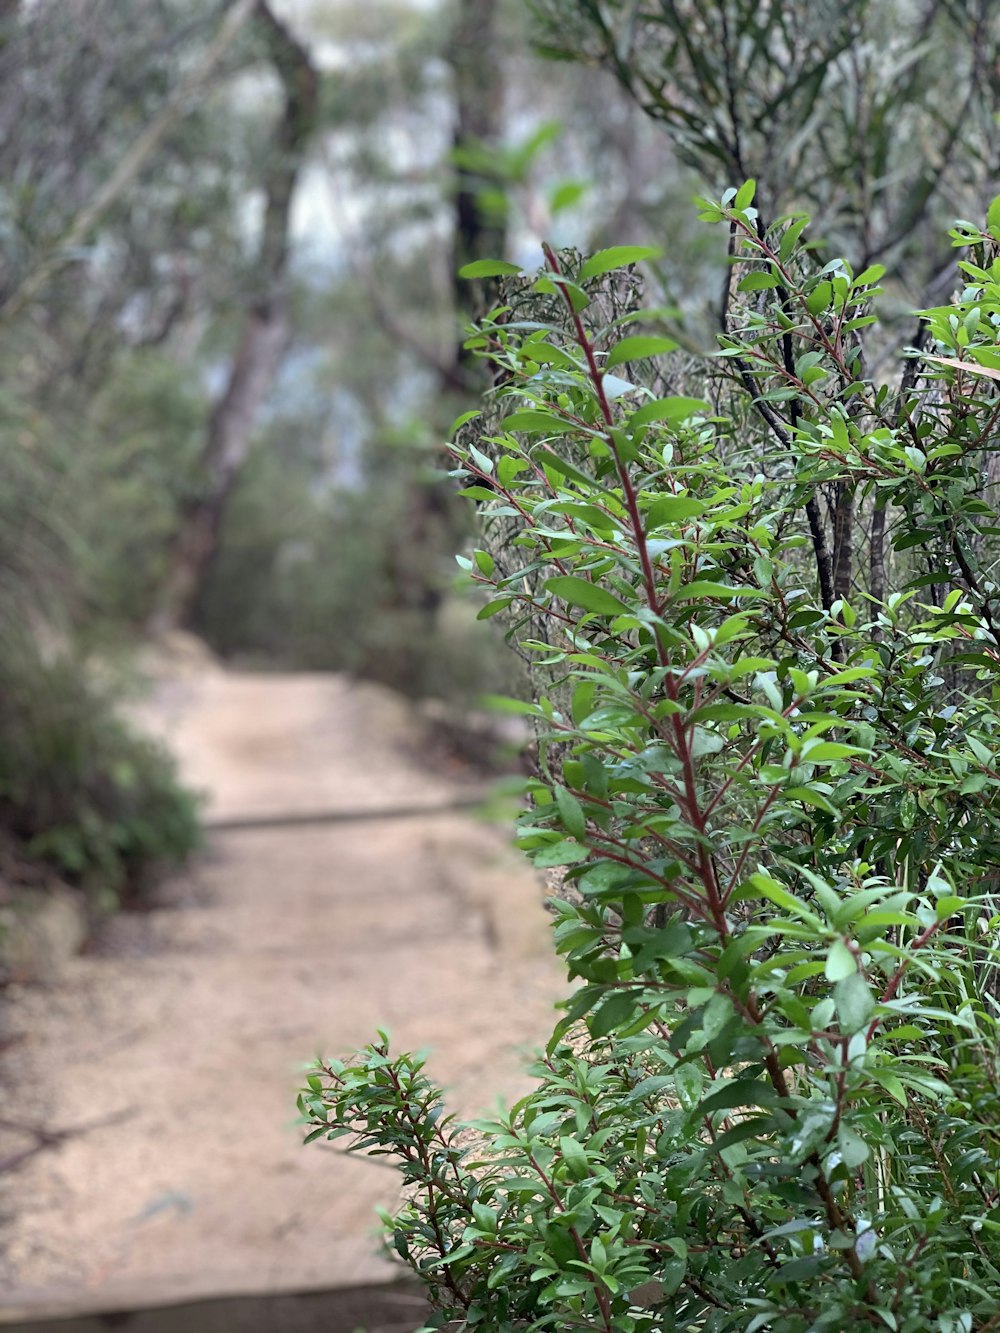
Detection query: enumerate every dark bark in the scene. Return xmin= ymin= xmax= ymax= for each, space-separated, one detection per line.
xmin=831 ymin=482 xmax=853 ymax=602
xmin=365 ymin=0 xmax=507 ymax=668
xmin=828 ymin=482 xmax=854 ymax=661
xmin=450 ymin=0 xmax=505 ymax=370
xmin=154 ymin=0 xmax=318 ymax=631
xmin=869 ymin=502 xmax=886 ymax=606
xmin=805 ymin=493 xmax=835 ymax=612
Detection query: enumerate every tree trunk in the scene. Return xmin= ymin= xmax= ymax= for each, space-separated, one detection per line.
xmin=369 ymin=0 xmax=507 ymax=673
xmin=869 ymin=501 xmax=886 ymax=604
xmin=832 ymin=483 xmax=854 ymax=602
xmin=154 ymin=0 xmax=318 ymax=632
xmin=450 ymin=0 xmax=505 ymax=366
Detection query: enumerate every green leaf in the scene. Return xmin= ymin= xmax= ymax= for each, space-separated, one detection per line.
xmin=854 ymin=263 xmax=886 ymax=287
xmin=504 ymin=409 xmax=578 ymax=435
xmin=779 ymin=214 xmax=810 ymax=261
xmin=672 ymin=1062 xmax=703 ymax=1110
xmin=535 ymin=448 xmax=599 ymax=489
xmin=834 ymin=973 xmax=874 ymax=1034
xmin=743 ymin=873 xmax=823 ymax=926
xmin=476 ymin=597 xmax=512 ymax=620
xmin=550 ymin=180 xmax=588 ymax=214
xmin=784 ymin=786 xmax=837 ymax=814
xmin=801 ymin=742 xmax=864 ymax=762
xmin=701 ymin=992 xmax=732 ymax=1041
xmin=699 ymin=1079 xmax=781 ymax=1114
xmin=645 ymin=495 xmax=706 ymax=526
xmin=839 ymin=1126 xmax=869 ymax=1168
xmin=605 ymin=335 xmax=679 ymax=369
xmin=738 ymin=272 xmax=780 ymax=292
xmin=579 ymin=245 xmax=660 ymax=282
xmin=872 ymin=1069 xmax=907 ymax=1106
xmin=545 ymin=575 xmax=631 ymax=615
xmin=458 ymin=259 xmax=523 ymax=278
xmin=734 ymin=179 xmax=756 ymax=210
xmin=555 ymin=785 xmax=586 ymax=839
xmin=660 ymin=1256 xmax=686 ymax=1297
xmin=590 ymin=989 xmax=640 ymax=1037
xmin=675 ymin=581 xmax=762 ymax=600
xmin=825 ymin=939 xmax=857 ymax=982
xmin=629 ymin=396 xmax=710 ymax=429
xmin=774 ymin=1255 xmax=823 ymax=1285
xmin=559 ymin=1135 xmax=591 ymax=1180
xmin=481 ymin=694 xmax=540 ymax=716
xmin=533 ymin=839 xmax=589 ymax=868
xmin=806 ymin=280 xmax=832 ymax=315
xmin=449 ymin=409 xmax=481 ymax=434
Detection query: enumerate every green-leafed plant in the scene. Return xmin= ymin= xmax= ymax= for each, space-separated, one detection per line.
xmin=300 ymin=195 xmax=1000 ymax=1331
xmin=0 ymin=642 xmax=200 ymax=907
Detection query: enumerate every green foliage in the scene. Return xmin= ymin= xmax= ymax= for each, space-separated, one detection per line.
xmin=530 ymin=0 xmax=999 ymax=297
xmin=79 ymin=351 xmax=208 ymax=627
xmin=302 ymin=198 xmax=1000 ymax=1330
xmin=0 ymin=641 xmax=200 ymax=905
xmin=0 ymin=345 xmax=200 ymax=910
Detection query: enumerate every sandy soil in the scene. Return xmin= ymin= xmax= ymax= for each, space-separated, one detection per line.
xmin=0 ymin=664 xmax=562 ymax=1322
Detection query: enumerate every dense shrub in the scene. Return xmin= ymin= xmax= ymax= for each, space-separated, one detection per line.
xmin=0 ymin=642 xmax=200 ymax=906
xmin=301 ymin=195 xmax=1000 ymax=1330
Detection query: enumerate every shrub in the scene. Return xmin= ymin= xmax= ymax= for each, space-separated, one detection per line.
xmin=300 ymin=195 xmax=1000 ymax=1330
xmin=0 ymin=640 xmax=200 ymax=907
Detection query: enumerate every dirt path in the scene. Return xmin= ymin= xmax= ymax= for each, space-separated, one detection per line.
xmin=0 ymin=666 xmax=562 ymax=1323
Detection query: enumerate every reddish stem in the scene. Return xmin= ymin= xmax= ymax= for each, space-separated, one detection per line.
xmin=541 ymin=242 xmax=663 ymax=626
xmin=865 ymin=917 xmax=944 ymax=1042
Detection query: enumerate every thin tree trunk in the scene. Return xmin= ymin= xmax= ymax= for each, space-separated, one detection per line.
xmin=869 ymin=502 xmax=886 ymax=604
xmin=805 ymin=493 xmax=835 ymax=612
xmin=373 ymin=0 xmax=507 ymax=661
xmin=832 ymin=483 xmax=853 ymax=602
xmin=829 ymin=482 xmax=854 ymax=661
xmin=450 ymin=0 xmax=505 ymax=368
xmin=154 ymin=0 xmax=318 ymax=632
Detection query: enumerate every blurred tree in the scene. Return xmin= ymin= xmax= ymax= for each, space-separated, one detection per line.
xmin=450 ymin=0 xmax=507 ymax=361
xmin=0 ymin=0 xmax=749 ymax=700
xmin=156 ymin=0 xmax=320 ymax=629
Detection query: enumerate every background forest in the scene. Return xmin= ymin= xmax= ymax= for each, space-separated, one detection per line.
xmin=0 ymin=0 xmax=698 ymax=901
xmin=3 ymin=1 xmax=1000 ymax=1328
xmin=2 ymin=0 xmax=997 ymax=904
